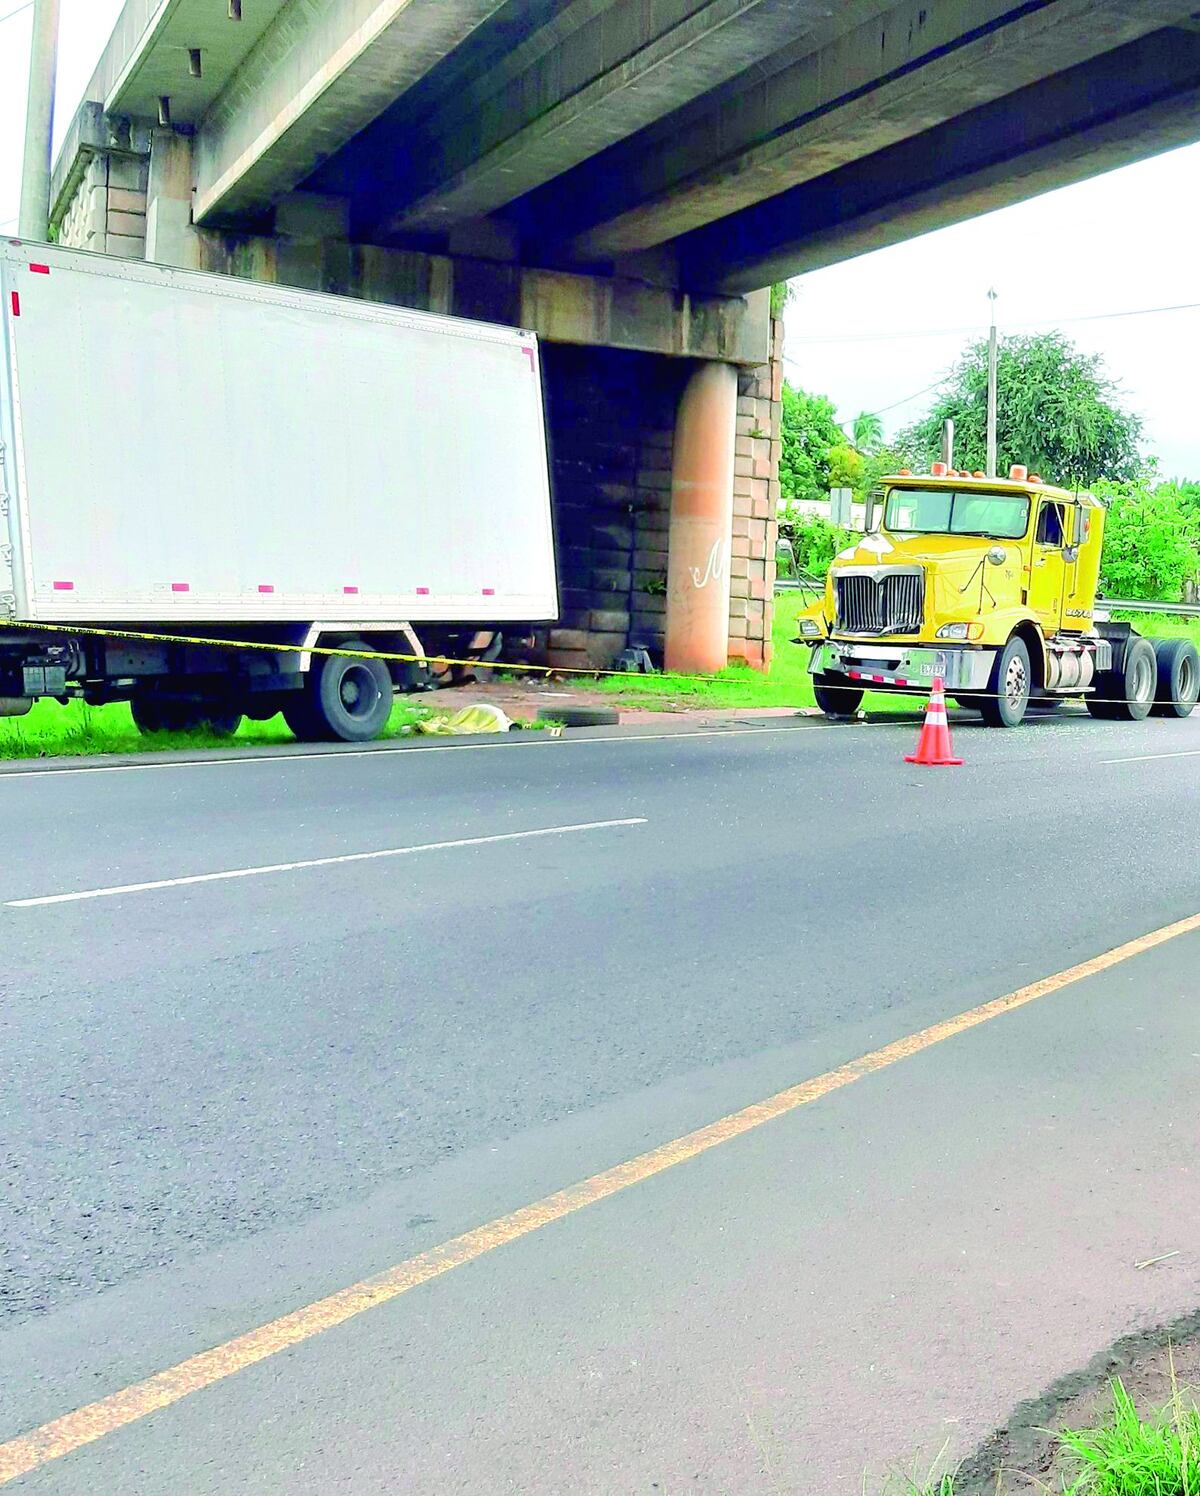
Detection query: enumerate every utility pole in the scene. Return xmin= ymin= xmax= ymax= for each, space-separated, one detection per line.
xmin=19 ymin=0 xmax=62 ymax=243
xmin=986 ymin=287 xmax=999 ymax=479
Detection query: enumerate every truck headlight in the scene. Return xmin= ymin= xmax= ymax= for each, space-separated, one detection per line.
xmin=936 ymin=622 xmax=984 ymax=641
xmin=797 ymin=618 xmax=823 ymax=637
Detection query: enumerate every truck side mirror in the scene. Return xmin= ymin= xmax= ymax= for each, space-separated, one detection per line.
xmin=864 ymin=489 xmax=882 ymax=532
xmin=1063 ymin=505 xmax=1089 ymax=562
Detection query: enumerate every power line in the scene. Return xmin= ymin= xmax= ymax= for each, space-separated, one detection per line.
xmin=858 ymin=377 xmax=946 ymax=421
xmin=0 ymin=0 xmax=33 ymax=26
xmin=782 ymin=353 xmax=945 ymax=425
xmin=791 ymin=298 xmax=1200 ymax=346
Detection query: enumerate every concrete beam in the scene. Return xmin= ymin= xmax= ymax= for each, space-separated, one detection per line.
xmin=674 ymin=26 xmax=1200 ymax=292
xmin=192 ymin=1 xmax=510 ymax=226
xmin=533 ymin=0 xmax=1197 ymax=262
xmin=191 ymin=229 xmax=770 ymax=365
xmin=359 ymin=0 xmax=830 ymax=240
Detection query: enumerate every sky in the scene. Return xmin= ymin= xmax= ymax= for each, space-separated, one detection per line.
xmin=1 ymin=0 xmax=1198 ymax=479
xmin=783 ymin=143 xmax=1200 ymax=480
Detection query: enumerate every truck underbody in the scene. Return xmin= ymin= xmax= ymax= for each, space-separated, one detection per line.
xmin=0 ymin=621 xmax=518 ymax=742
xmin=808 ymin=621 xmax=1198 ymax=727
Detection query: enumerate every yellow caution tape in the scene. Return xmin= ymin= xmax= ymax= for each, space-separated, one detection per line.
xmin=0 ymin=616 xmax=664 ymax=681
xmin=0 ymin=617 xmax=1192 ymax=707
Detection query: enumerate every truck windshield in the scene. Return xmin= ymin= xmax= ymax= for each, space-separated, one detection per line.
xmin=884 ymin=488 xmax=1029 ymax=540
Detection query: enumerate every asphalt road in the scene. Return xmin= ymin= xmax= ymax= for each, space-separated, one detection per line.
xmin=2 ymin=708 xmax=1200 ymax=1491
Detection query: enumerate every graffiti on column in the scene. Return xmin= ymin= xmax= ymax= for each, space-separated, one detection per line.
xmin=690 ymin=536 xmax=725 ymax=589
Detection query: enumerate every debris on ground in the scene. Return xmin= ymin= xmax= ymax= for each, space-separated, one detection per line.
xmin=414 ymin=704 xmax=513 ymax=735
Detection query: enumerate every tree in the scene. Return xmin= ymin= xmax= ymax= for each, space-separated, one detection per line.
xmin=899 ymin=332 xmax=1142 ymax=486
xmin=851 ymin=410 xmax=883 ymax=455
xmin=779 ymin=382 xmax=846 ymax=502
xmin=1095 ymin=478 xmax=1200 ymax=600
xmin=828 ymin=443 xmax=865 ymax=492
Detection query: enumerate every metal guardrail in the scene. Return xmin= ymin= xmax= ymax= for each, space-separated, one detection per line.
xmin=776 ymin=579 xmax=1200 ymax=617
xmin=1097 ymin=597 xmax=1200 ymax=617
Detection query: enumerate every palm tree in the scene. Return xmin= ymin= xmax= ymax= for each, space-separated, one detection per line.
xmin=852 ymin=410 xmax=884 ymax=454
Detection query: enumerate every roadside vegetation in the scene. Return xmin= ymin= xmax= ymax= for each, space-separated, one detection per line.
xmin=0 ymin=698 xmax=432 ymax=762
xmin=783 ymin=330 xmax=1200 ymax=606
xmin=882 ymin=1375 xmax=1200 ymax=1494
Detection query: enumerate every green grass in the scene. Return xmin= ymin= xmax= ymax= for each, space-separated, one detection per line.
xmin=0 ymin=698 xmax=431 ymax=762
xmin=1054 ymin=1377 xmax=1200 ymax=1495
xmin=593 ymin=591 xmax=919 ymax=714
xmin=878 ymin=1460 xmax=957 ymax=1495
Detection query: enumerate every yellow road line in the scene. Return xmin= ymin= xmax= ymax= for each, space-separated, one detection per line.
xmin=4 ymin=910 xmax=1200 ymax=1484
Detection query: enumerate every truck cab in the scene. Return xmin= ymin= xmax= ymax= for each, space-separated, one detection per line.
xmin=796 ymin=464 xmax=1197 ymax=726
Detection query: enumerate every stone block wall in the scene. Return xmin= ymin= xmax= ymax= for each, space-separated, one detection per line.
xmin=539 ymin=345 xmax=688 ymax=671
xmin=57 ymin=153 xmax=149 ymax=260
xmin=729 ymin=313 xmax=784 ymax=671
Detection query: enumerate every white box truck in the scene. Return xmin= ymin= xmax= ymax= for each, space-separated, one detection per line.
xmin=0 ymin=239 xmax=557 ymax=741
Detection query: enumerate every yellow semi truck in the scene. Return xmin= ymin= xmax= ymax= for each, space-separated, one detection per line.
xmin=796 ymin=463 xmax=1199 ymax=727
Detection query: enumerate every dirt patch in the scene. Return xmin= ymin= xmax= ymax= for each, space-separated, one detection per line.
xmin=419 ymin=674 xmax=813 ymax=726
xmin=956 ymin=1309 xmax=1200 ymax=1492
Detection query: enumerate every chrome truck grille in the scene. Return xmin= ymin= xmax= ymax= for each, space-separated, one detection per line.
xmin=834 ymin=570 xmax=924 ymax=634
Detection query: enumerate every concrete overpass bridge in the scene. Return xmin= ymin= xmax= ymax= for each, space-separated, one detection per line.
xmin=48 ymin=1 xmax=1200 ymax=672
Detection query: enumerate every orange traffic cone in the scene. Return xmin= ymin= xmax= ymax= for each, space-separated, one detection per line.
xmin=905 ymin=676 xmax=963 ymax=766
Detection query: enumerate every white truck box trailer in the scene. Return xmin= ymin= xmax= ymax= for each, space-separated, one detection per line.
xmin=0 ymin=238 xmax=557 ymax=740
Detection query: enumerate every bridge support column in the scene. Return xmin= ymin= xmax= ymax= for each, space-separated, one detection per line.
xmin=664 ymin=361 xmax=737 ymax=675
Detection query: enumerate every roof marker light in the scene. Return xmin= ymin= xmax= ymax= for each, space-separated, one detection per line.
xmin=1009 ymin=464 xmax=1028 ymax=481
xmin=931 ymin=461 xmax=948 ymax=477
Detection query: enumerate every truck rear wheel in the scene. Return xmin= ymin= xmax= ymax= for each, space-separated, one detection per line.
xmin=1087 ymin=636 xmax=1156 ymax=721
xmin=285 ymin=640 xmax=394 ymax=742
xmin=1150 ymin=638 xmax=1199 ymax=718
xmin=813 ymin=673 xmax=863 ymax=718
xmin=980 ymin=636 xmax=1030 ymax=727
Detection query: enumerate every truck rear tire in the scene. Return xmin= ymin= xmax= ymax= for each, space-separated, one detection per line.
xmin=813 ymin=673 xmax=863 ymax=718
xmin=1150 ymin=638 xmax=1199 ymax=718
xmin=286 ymin=640 xmax=394 ymax=742
xmin=1087 ymin=636 xmax=1156 ymax=721
xmin=980 ymin=636 xmax=1030 ymax=727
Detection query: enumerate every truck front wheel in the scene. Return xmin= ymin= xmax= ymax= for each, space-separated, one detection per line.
xmin=813 ymin=673 xmax=863 ymax=718
xmin=980 ymin=636 xmax=1031 ymax=728
xmin=285 ymin=640 xmax=394 ymax=742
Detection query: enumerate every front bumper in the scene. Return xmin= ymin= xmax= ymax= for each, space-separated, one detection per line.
xmin=809 ymin=639 xmax=995 ymax=692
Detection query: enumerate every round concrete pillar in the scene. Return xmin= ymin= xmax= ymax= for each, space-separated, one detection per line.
xmin=664 ymin=361 xmax=737 ymax=674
